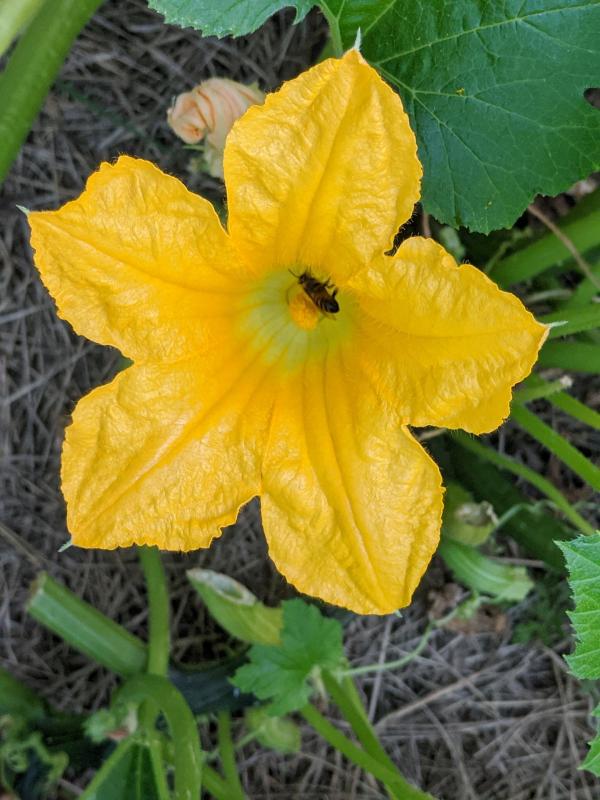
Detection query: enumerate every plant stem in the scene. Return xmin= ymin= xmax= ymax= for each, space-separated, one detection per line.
xmin=138 ymin=546 xmax=170 ymax=677
xmin=138 ymin=547 xmax=169 ymax=737
xmin=117 ymin=675 xmax=202 ymax=800
xmin=27 ymin=572 xmax=147 ymax=676
xmin=450 ymin=432 xmax=594 ymax=536
xmin=322 ymin=672 xmax=407 ymax=793
xmin=301 ymin=703 xmax=434 ymax=799
xmin=203 ymin=764 xmax=234 ymax=800
xmin=341 ymin=627 xmax=434 ymax=679
xmin=0 ymin=0 xmax=104 ymax=183
xmin=511 ymin=404 xmax=600 ymax=492
xmin=217 ymin=711 xmax=245 ymax=800
xmin=0 ymin=0 xmax=45 ymax=56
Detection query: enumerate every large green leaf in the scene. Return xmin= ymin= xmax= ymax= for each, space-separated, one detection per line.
xmin=147 ymin=0 xmax=314 ymax=36
xmin=559 ymin=534 xmax=600 ymax=680
xmin=559 ymin=533 xmax=600 ymax=777
xmin=325 ymin=0 xmax=600 ymax=232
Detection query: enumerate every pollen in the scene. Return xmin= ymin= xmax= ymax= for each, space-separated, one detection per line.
xmin=288 ymin=286 xmax=320 ymax=330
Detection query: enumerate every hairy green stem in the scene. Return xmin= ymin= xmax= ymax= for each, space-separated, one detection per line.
xmin=0 ymin=0 xmax=45 ymax=56
xmin=27 ymin=572 xmax=147 ymax=676
xmin=451 ymin=432 xmax=594 ymax=535
xmin=138 ymin=546 xmax=170 ymax=677
xmin=322 ymin=672 xmax=413 ymax=800
xmin=0 ymin=0 xmax=104 ymax=183
xmin=341 ymin=627 xmax=434 ymax=679
xmin=217 ymin=711 xmax=246 ymax=800
xmin=301 ymin=703 xmax=434 ymax=799
xmin=117 ymin=675 xmax=202 ymax=800
xmin=203 ymin=764 xmax=234 ymax=800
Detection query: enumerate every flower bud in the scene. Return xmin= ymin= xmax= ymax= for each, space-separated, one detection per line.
xmin=167 ymin=78 xmax=264 ymax=178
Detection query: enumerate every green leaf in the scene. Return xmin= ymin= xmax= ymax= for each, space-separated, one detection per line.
xmin=80 ymin=738 xmax=169 ymax=800
xmin=147 ymin=0 xmax=314 ymax=36
xmin=558 ymin=534 xmax=600 ymax=777
xmin=558 ymin=533 xmax=600 ymax=680
xmin=231 ymin=599 xmax=345 ymax=715
xmin=581 ymin=707 xmax=600 ymax=777
xmin=327 ymin=0 xmax=600 ymax=232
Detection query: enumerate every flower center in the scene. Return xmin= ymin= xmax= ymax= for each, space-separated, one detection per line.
xmin=236 ymin=269 xmax=354 ymax=374
xmin=287 ymin=286 xmax=320 ymax=331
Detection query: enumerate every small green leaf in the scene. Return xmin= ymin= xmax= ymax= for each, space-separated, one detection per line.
xmin=581 ymin=707 xmax=600 ymax=777
xmin=559 ymin=533 xmax=600 ymax=680
xmin=187 ymin=568 xmax=282 ymax=645
xmin=147 ymin=0 xmax=314 ymax=36
xmin=326 ymin=0 xmax=600 ymax=232
xmin=245 ymin=707 xmax=301 ymax=753
xmin=231 ymin=599 xmax=345 ymax=715
xmin=0 ymin=667 xmax=46 ymax=721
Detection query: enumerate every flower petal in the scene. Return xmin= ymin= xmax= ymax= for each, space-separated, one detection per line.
xmin=224 ymin=50 xmax=421 ymax=284
xmin=349 ymin=237 xmax=547 ymax=433
xmin=260 ymin=349 xmax=443 ymax=615
xmin=29 ymin=156 xmax=244 ymax=363
xmin=63 ymin=349 xmax=274 ymax=550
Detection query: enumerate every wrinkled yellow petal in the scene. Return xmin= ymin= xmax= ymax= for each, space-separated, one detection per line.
xmin=261 ymin=349 xmax=443 ymax=615
xmin=349 ymin=237 xmax=547 ymax=433
xmin=63 ymin=347 xmax=275 ymax=550
xmin=224 ymin=50 xmax=420 ymax=284
xmin=29 ymin=156 xmax=245 ymax=362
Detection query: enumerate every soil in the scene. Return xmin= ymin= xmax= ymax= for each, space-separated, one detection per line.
xmin=1 ymin=2 xmax=598 ymax=797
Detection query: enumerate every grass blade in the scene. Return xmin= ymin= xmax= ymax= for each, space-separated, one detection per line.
xmin=541 ymin=305 xmax=600 ymax=339
xmin=449 ymin=432 xmax=594 ymax=536
xmin=511 ymin=404 xmax=600 ymax=492
xmin=538 ymin=341 xmax=600 ymax=373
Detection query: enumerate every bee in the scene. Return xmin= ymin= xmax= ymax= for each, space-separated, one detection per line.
xmin=292 ymin=270 xmax=340 ymax=314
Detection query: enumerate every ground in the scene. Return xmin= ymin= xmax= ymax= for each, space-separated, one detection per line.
xmin=1 ymin=1 xmax=598 ymax=797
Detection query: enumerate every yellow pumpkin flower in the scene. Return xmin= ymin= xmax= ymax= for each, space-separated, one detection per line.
xmin=28 ymin=51 xmax=546 ymax=615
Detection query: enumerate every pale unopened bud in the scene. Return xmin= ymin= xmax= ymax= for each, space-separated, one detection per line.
xmin=167 ymin=78 xmax=264 ymax=178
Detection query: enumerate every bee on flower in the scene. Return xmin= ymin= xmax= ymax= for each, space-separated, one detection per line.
xmin=27 ymin=52 xmax=546 ymax=615
xmin=167 ymin=77 xmax=264 ymax=178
